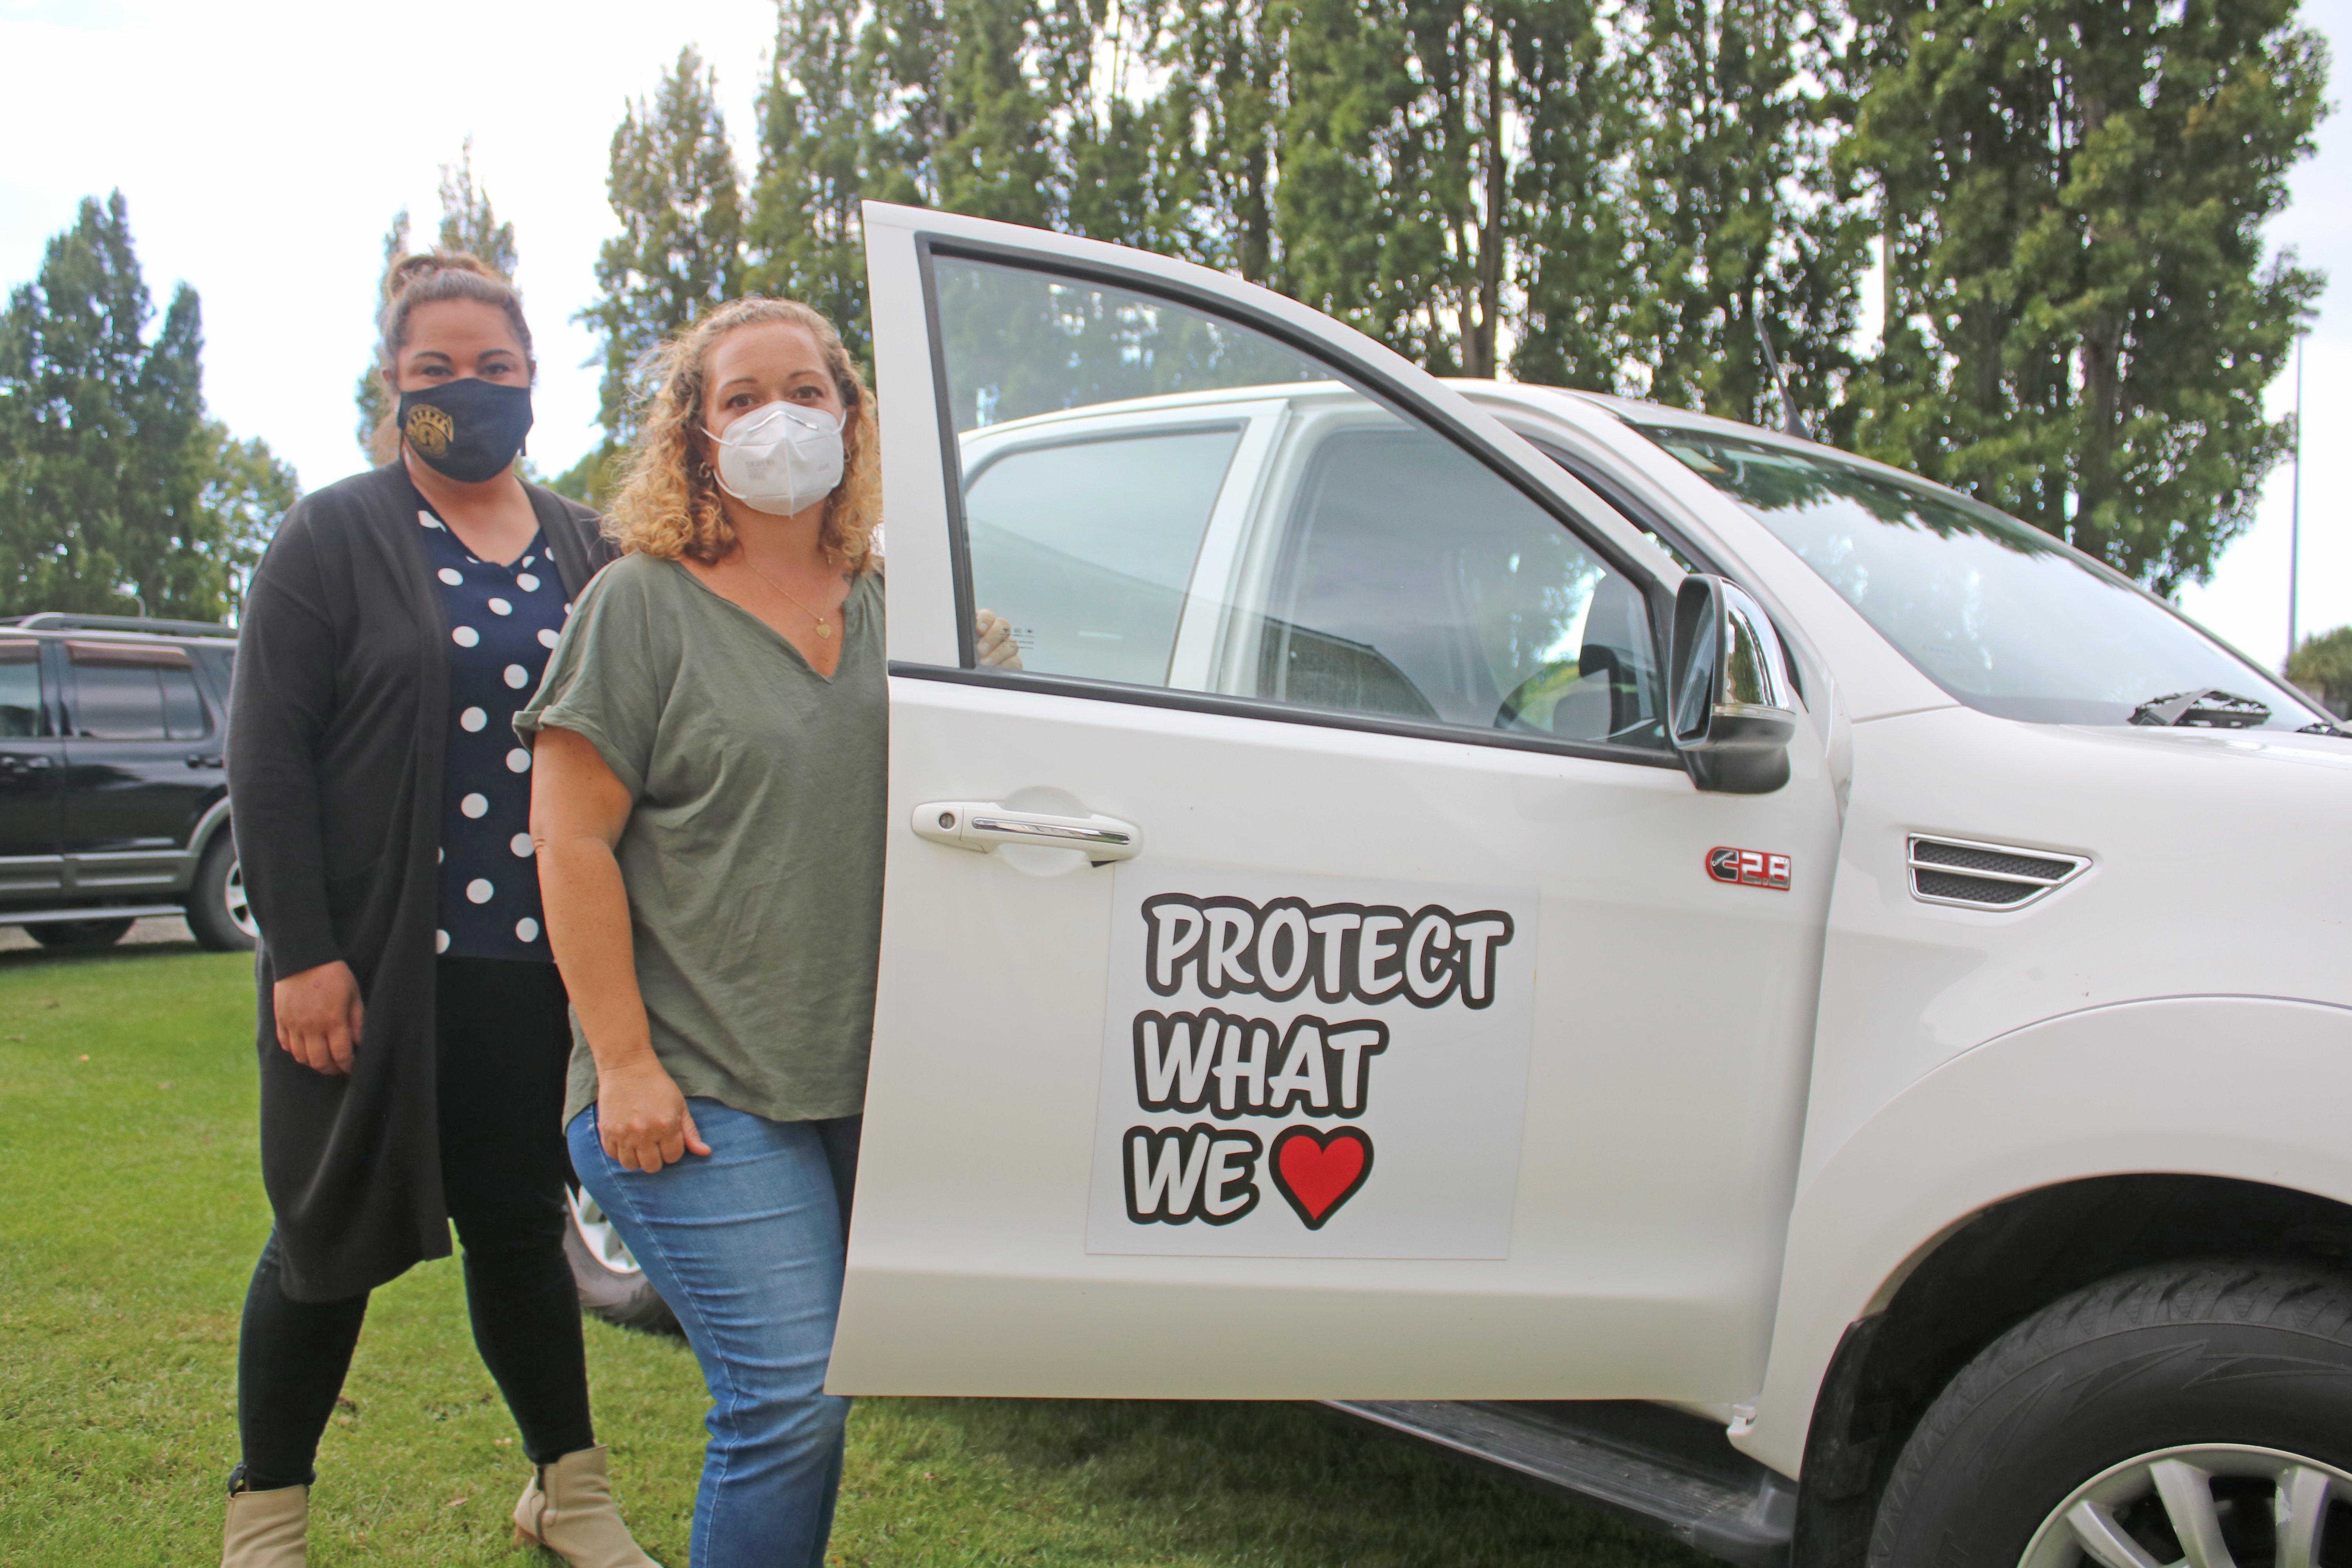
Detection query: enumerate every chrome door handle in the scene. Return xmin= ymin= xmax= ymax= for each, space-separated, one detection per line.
xmin=912 ymin=801 xmax=1142 ymax=864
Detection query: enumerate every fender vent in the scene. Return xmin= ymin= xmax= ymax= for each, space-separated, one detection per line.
xmin=1908 ymin=835 xmax=2089 ymax=910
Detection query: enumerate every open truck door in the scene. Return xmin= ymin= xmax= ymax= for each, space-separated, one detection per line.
xmin=829 ymin=201 xmax=1841 ymax=1401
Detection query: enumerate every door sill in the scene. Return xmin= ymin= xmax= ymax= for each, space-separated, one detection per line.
xmin=3 ymin=903 xmax=185 ymax=926
xmin=1323 ymin=1399 xmax=1793 ymax=1565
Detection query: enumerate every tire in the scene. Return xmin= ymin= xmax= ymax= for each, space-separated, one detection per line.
xmin=185 ymin=831 xmax=258 ymax=952
xmin=1867 ymin=1261 xmax=2352 ymax=1567
xmin=29 ymin=917 xmax=135 ymax=948
xmin=563 ymin=1185 xmax=679 ymax=1336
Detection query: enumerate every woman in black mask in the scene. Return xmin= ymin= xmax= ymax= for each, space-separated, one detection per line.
xmin=220 ymin=252 xmax=659 ymax=1568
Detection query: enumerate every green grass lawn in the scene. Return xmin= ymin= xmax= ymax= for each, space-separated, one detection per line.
xmin=0 ymin=939 xmax=1708 ymax=1568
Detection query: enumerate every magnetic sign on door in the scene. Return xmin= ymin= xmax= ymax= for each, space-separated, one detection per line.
xmin=1086 ymin=867 xmax=1541 ymax=1260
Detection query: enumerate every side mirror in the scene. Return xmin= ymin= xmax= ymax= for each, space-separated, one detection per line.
xmin=1669 ymin=574 xmax=1798 ymax=794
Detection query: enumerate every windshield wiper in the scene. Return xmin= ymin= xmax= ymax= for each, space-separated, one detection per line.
xmin=2129 ymin=689 xmax=2271 ymax=729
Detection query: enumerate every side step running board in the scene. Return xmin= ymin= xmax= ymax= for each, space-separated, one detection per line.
xmin=1325 ymin=1399 xmax=1795 ymax=1566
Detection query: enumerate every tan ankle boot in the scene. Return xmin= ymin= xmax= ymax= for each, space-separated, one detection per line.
xmin=512 ymin=1445 xmax=661 ymax=1568
xmin=221 ymin=1480 xmax=307 ymax=1568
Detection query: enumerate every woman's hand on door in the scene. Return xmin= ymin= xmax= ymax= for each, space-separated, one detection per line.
xmin=976 ymin=608 xmax=1023 ymax=669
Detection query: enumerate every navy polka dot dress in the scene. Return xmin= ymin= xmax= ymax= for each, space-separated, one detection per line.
xmin=416 ymin=497 xmax=570 ymax=961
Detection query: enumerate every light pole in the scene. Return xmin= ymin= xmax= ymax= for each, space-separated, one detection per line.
xmin=2288 ymin=335 xmax=2305 ymax=664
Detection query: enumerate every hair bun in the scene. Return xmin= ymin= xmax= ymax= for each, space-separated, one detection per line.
xmin=385 ymin=250 xmax=503 ymax=301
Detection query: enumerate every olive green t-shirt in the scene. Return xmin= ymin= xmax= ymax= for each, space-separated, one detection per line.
xmin=514 ymin=553 xmax=886 ymax=1128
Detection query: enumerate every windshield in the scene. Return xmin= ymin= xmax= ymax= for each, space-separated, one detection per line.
xmin=1633 ymin=424 xmax=2326 ymax=730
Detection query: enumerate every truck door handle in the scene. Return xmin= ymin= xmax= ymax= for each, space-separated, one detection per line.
xmin=186 ymin=753 xmax=222 ymax=768
xmin=912 ymin=801 xmax=1142 ymax=865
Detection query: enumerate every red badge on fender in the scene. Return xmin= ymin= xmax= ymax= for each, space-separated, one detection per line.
xmin=1708 ymin=846 xmax=1790 ymax=890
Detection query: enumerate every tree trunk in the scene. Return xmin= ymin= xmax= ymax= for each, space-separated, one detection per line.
xmin=1468 ymin=31 xmax=1506 ymax=380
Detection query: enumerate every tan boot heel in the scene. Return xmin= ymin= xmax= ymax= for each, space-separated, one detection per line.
xmin=513 ymin=1472 xmax=548 ymax=1552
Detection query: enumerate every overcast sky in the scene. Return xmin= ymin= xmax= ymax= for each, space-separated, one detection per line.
xmin=2 ymin=0 xmax=2345 ymax=666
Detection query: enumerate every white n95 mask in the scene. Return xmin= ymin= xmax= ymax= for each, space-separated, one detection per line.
xmin=704 ymin=402 xmax=846 ymax=516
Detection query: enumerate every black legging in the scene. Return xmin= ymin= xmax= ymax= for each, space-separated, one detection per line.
xmin=235 ymin=958 xmax=594 ymax=1490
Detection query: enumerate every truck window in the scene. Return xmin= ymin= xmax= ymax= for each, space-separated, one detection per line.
xmin=964 ymin=426 xmax=1243 ymax=686
xmin=1254 ymin=424 xmax=1666 ymax=749
xmin=930 ymin=255 xmax=1666 ymax=756
xmin=0 ymin=640 xmax=41 ymax=737
xmin=191 ymin=645 xmax=235 ymax=712
xmin=66 ymin=642 xmax=210 ymax=740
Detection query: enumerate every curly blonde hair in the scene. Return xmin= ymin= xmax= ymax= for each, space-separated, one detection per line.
xmin=603 ymin=298 xmax=881 ymax=572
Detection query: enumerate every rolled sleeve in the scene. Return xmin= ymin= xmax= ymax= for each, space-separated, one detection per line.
xmin=514 ymin=559 xmax=664 ymax=800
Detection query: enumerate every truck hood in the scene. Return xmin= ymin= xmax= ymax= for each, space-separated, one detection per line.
xmin=2092 ymin=723 xmax=2352 ymax=778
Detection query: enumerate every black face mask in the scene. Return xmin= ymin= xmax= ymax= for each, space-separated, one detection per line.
xmin=397 ymin=377 xmax=534 ymax=483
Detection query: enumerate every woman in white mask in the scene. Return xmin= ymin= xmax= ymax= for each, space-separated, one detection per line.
xmin=519 ymin=298 xmax=1014 ymax=1568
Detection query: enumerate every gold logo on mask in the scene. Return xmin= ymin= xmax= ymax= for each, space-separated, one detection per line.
xmin=405 ymin=405 xmax=455 ymax=458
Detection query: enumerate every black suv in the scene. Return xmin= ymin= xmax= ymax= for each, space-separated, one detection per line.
xmin=0 ymin=612 xmax=250 ymax=951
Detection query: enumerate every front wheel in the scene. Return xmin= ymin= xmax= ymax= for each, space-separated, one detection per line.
xmin=185 ymin=831 xmax=257 ymax=952
xmin=1869 ymin=1261 xmax=2352 ymax=1566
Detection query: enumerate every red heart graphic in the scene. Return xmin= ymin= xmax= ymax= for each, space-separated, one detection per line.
xmin=1270 ymin=1126 xmax=1374 ymax=1230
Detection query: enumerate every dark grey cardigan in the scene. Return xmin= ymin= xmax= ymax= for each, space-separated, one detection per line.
xmin=229 ymin=463 xmax=615 ymax=1301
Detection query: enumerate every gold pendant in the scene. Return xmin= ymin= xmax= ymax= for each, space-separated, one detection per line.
xmin=817 ymin=621 xmax=833 ymax=639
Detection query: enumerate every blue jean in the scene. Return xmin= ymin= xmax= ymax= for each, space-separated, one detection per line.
xmin=569 ymin=1100 xmax=861 ymax=1568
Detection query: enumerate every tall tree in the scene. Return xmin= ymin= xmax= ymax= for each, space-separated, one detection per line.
xmin=862 ymin=0 xmax=954 ymax=208
xmin=2287 ymin=625 xmax=2352 ymax=717
xmin=755 ymin=0 xmax=1187 ymax=360
xmin=0 ymin=193 xmax=296 ymax=621
xmin=858 ymin=0 xmax=1159 ymax=236
xmin=578 ymin=46 xmax=746 ymax=465
xmin=1040 ymin=0 xmax=1195 ymax=254
xmin=1504 ymin=0 xmax=1646 ymax=394
xmin=1161 ymin=0 xmax=1287 ymax=284
xmin=1621 ymin=0 xmax=1870 ymax=428
xmin=436 ymin=137 xmax=520 ymax=277
xmin=1412 ymin=2 xmax=1516 ymax=378
xmin=606 ymin=0 xmax=2331 ymax=608
xmin=1272 ymin=2 xmax=1635 ymax=379
xmin=352 ymin=209 xmax=411 ymax=461
xmin=750 ymin=0 xmax=882 ymax=360
xmin=193 ymin=421 xmax=303 ymax=621
xmin=931 ymin=0 xmax=1060 ymax=226
xmin=1273 ymin=0 xmax=1468 ymax=370
xmin=1841 ymin=0 xmax=2327 ymax=591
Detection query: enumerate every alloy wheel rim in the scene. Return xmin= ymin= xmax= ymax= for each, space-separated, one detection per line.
xmin=566 ymin=1187 xmax=645 ymax=1277
xmin=2019 ymin=1443 xmax=2349 ymax=1568
xmin=224 ymin=858 xmax=257 ymax=938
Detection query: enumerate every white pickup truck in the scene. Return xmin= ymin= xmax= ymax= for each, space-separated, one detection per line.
xmin=577 ymin=202 xmax=2352 ymax=1565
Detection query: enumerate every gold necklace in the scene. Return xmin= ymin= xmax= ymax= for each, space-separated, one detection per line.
xmin=737 ymin=551 xmax=841 ymax=639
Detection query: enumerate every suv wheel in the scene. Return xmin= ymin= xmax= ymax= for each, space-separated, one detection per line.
xmin=563 ymin=1185 xmax=678 ymax=1336
xmin=185 ymin=832 xmax=257 ymax=952
xmin=30 ymin=917 xmax=135 ymax=948
xmin=1868 ymin=1261 xmax=2352 ymax=1566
